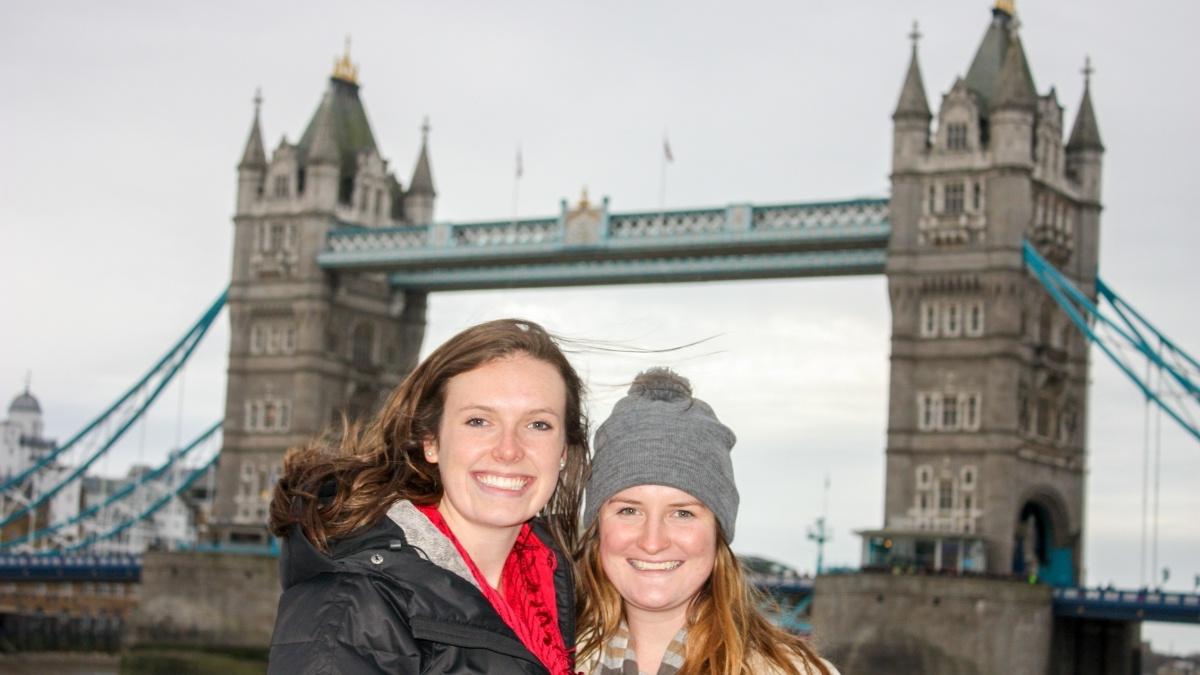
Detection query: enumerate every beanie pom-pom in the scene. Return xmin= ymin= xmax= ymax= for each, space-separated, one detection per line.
xmin=628 ymin=367 xmax=692 ymax=402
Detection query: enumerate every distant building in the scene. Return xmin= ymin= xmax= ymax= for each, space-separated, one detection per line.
xmin=1 ymin=383 xmax=216 ymax=554
xmin=79 ymin=462 xmax=216 ymax=555
xmin=0 ymin=383 xmax=81 ymax=545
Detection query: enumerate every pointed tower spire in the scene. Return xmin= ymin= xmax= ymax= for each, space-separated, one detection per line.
xmin=992 ymin=23 xmax=1037 ymax=111
xmin=238 ymin=88 xmax=267 ymax=169
xmin=1067 ymin=57 xmax=1104 ymax=152
xmin=408 ymin=116 xmax=436 ymax=197
xmin=893 ymin=22 xmax=932 ymax=121
xmin=404 ymin=116 xmax=437 ymax=225
xmin=306 ymin=93 xmax=340 ymax=166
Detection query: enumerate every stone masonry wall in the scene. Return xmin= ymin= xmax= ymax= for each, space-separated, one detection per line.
xmin=813 ymin=573 xmax=1053 ymax=675
xmin=126 ymin=551 xmax=278 ymax=649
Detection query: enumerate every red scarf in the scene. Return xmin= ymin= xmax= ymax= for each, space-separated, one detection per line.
xmin=417 ymin=505 xmax=572 ymax=675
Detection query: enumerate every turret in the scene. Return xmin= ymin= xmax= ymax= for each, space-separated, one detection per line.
xmin=892 ymin=22 xmax=932 ymax=172
xmin=6 ymin=378 xmax=43 ymax=441
xmin=1066 ymin=57 xmax=1104 ymax=204
xmin=293 ymin=39 xmax=381 ymax=214
xmin=406 ymin=117 xmax=437 ymax=225
xmin=236 ymin=90 xmax=267 ymax=215
xmin=989 ymin=26 xmax=1037 ymax=167
xmin=303 ymin=92 xmax=341 ymax=210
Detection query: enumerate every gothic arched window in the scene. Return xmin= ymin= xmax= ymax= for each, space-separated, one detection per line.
xmin=352 ymin=322 xmax=375 ymax=367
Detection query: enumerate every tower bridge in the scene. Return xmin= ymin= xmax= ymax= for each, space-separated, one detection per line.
xmin=3 ymin=2 xmax=1198 ymax=672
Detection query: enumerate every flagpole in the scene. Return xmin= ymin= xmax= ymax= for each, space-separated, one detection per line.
xmin=659 ymin=131 xmax=670 ymax=226
xmin=512 ymin=145 xmax=522 ymax=226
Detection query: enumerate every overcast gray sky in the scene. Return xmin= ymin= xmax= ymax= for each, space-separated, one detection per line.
xmin=2 ymin=0 xmax=1198 ymax=653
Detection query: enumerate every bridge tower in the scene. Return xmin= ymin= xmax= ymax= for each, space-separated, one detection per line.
xmin=213 ymin=44 xmax=432 ymax=544
xmin=873 ymin=3 xmax=1104 ymax=585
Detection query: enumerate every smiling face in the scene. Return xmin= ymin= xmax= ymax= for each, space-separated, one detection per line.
xmin=598 ymin=484 xmax=719 ymax=627
xmin=425 ymin=352 xmax=567 ymax=549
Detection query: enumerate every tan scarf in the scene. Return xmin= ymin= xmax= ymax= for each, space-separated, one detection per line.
xmin=590 ymin=620 xmax=687 ymax=675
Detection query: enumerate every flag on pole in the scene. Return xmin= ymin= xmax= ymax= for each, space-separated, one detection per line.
xmin=663 ymin=135 xmax=674 ymax=163
xmin=515 ymin=147 xmax=524 ymax=179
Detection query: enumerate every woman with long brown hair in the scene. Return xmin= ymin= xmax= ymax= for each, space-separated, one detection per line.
xmin=268 ymin=318 xmax=589 ymax=674
xmin=576 ymin=368 xmax=836 ymax=675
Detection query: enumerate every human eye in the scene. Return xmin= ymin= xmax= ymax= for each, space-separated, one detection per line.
xmin=528 ymin=419 xmax=554 ymax=431
xmin=615 ymin=506 xmax=639 ymax=516
xmin=465 ymin=417 xmax=488 ymax=427
xmin=673 ymin=509 xmax=696 ymax=519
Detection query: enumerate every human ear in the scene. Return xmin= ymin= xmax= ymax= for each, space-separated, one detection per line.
xmin=423 ymin=437 xmax=439 ymax=464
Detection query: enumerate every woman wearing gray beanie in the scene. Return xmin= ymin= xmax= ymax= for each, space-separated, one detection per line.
xmin=575 ymin=368 xmax=836 ymax=675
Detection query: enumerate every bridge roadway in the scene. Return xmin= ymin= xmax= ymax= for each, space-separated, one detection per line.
xmin=316 ymin=197 xmax=891 ymax=289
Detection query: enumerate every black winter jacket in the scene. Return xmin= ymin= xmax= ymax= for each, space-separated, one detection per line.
xmin=268 ymin=500 xmax=575 ymax=674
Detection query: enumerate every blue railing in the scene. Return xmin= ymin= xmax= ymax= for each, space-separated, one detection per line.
xmin=1053 ymin=587 xmax=1200 ymax=624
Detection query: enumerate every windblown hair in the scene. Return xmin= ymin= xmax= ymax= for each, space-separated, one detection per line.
xmin=576 ymin=521 xmax=830 ymax=675
xmin=269 ymin=318 xmax=591 ymax=556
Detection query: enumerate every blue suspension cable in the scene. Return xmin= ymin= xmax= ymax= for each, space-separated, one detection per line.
xmin=0 ymin=421 xmax=221 ymax=550
xmin=0 ymin=291 xmax=226 ymax=529
xmin=0 ymin=290 xmax=227 ymax=496
xmin=1023 ymin=241 xmax=1199 ymax=443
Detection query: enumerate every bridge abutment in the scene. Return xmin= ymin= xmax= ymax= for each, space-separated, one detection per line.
xmin=126 ymin=550 xmax=278 ymax=649
xmin=814 ymin=573 xmax=1142 ymax=674
xmin=1049 ymin=615 xmax=1141 ymax=675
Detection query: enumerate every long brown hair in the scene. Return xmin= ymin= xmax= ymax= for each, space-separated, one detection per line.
xmin=576 ymin=521 xmax=830 ymax=675
xmin=269 ymin=318 xmax=591 ymax=555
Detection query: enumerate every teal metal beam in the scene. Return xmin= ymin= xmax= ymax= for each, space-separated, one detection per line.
xmin=388 ymin=249 xmax=888 ymax=291
xmin=316 ymin=198 xmax=891 ymax=284
xmin=0 ymin=421 xmax=222 ymax=551
xmin=0 ymin=291 xmax=227 ymax=530
xmin=1023 ymin=241 xmax=1199 ymax=443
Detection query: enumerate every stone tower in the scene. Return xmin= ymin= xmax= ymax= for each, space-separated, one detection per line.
xmin=869 ymin=3 xmax=1104 ymax=585
xmin=213 ymin=45 xmax=432 ymax=544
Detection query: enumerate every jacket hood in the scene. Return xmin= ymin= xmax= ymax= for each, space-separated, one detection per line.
xmin=278 ymin=512 xmax=406 ymax=590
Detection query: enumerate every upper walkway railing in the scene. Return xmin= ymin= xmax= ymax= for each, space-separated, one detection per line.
xmin=318 ymin=197 xmax=891 ymax=289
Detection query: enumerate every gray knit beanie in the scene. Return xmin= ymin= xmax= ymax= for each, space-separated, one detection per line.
xmin=585 ymin=368 xmax=739 ymax=542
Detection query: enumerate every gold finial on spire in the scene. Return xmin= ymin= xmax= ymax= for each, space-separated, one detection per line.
xmin=332 ymin=35 xmax=359 ymax=84
xmin=995 ymin=0 xmax=1016 ymax=16
xmin=578 ymin=186 xmax=590 ymax=209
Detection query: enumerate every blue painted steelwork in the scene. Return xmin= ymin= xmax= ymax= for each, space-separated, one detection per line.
xmin=388 ymin=249 xmax=889 ymax=290
xmin=0 ymin=421 xmax=222 ymax=551
xmin=1023 ymin=241 xmax=1198 ymax=443
xmin=0 ymin=291 xmax=227 ymax=531
xmin=0 ymin=290 xmax=227 ymax=499
xmin=0 ymin=553 xmax=140 ymax=582
xmin=1053 ymin=587 xmax=1200 ymax=624
xmin=317 ymin=198 xmax=890 ymax=289
xmin=752 ymin=576 xmax=815 ymax=634
xmin=56 ymin=450 xmax=221 ymax=555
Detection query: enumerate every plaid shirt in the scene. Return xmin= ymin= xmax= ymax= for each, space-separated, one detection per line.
xmin=588 ymin=620 xmax=687 ymax=675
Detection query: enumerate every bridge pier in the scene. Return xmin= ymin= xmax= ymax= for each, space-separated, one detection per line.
xmin=1049 ymin=616 xmax=1141 ymax=675
xmin=812 ymin=573 xmax=1142 ymax=675
xmin=125 ymin=550 xmax=278 ymax=652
